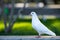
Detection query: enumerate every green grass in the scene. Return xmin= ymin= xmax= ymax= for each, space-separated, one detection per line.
xmin=12 ymin=22 xmax=37 ymax=35
xmin=0 ymin=18 xmax=60 ymax=35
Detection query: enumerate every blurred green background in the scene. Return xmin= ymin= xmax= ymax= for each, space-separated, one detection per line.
xmin=0 ymin=0 xmax=60 ymax=36
xmin=0 ymin=18 xmax=60 ymax=36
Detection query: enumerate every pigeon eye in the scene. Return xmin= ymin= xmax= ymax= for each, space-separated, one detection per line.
xmin=32 ymin=13 xmax=34 ymax=14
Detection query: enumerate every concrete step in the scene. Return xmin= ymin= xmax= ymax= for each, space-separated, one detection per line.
xmin=0 ymin=36 xmax=60 ymax=40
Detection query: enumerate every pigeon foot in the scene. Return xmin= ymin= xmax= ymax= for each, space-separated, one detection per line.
xmin=35 ymin=36 xmax=41 ymax=38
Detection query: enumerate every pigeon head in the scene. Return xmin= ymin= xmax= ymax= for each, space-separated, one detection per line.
xmin=31 ymin=12 xmax=36 ymax=16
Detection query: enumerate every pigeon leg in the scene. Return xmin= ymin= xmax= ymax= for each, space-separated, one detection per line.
xmin=35 ymin=33 xmax=41 ymax=38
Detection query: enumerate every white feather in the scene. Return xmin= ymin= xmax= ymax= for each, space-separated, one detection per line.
xmin=31 ymin=12 xmax=56 ymax=36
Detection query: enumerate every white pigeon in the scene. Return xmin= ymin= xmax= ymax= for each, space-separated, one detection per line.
xmin=31 ymin=12 xmax=56 ymax=37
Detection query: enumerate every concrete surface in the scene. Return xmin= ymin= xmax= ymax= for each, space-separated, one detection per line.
xmin=0 ymin=36 xmax=60 ymax=40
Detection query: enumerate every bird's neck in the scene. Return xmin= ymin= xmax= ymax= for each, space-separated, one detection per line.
xmin=32 ymin=15 xmax=39 ymax=21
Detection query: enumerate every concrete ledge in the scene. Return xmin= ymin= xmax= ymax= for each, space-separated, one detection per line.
xmin=0 ymin=36 xmax=60 ymax=40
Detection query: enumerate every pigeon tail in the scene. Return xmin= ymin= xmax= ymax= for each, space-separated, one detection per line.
xmin=51 ymin=33 xmax=56 ymax=36
xmin=48 ymin=31 xmax=56 ymax=36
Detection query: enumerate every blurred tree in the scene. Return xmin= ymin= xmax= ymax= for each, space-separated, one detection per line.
xmin=4 ymin=0 xmax=15 ymax=33
xmin=4 ymin=6 xmax=10 ymax=15
xmin=0 ymin=0 xmax=5 ymax=18
xmin=3 ymin=0 xmax=27 ymax=3
xmin=15 ymin=0 xmax=24 ymax=3
xmin=4 ymin=0 xmax=11 ymax=3
xmin=0 ymin=0 xmax=3 ymax=20
xmin=3 ymin=0 xmax=28 ymax=33
xmin=4 ymin=0 xmax=60 ymax=4
xmin=53 ymin=0 xmax=60 ymax=4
